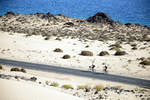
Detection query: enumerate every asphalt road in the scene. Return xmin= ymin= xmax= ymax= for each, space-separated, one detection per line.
xmin=0 ymin=58 xmax=150 ymax=89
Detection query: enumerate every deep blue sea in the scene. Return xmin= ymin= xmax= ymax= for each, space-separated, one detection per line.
xmin=0 ymin=0 xmax=150 ymax=27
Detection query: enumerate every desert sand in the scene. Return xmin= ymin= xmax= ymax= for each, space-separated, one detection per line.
xmin=0 ymin=31 xmax=150 ymax=100
xmin=0 ymin=78 xmax=84 ymax=100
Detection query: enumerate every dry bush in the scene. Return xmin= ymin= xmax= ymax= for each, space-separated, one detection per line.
xmin=0 ymin=65 xmax=3 ymax=70
xmin=77 ymin=85 xmax=91 ymax=90
xmin=62 ymin=84 xmax=73 ymax=89
xmin=54 ymin=48 xmax=63 ymax=52
xmin=62 ymin=55 xmax=71 ymax=59
xmin=50 ymin=82 xmax=59 ymax=87
xmin=10 ymin=67 xmax=20 ymax=71
xmin=80 ymin=51 xmax=93 ymax=56
xmin=140 ymin=59 xmax=150 ymax=65
xmin=94 ymin=85 xmax=104 ymax=91
xmin=114 ymin=50 xmax=126 ymax=56
xmin=10 ymin=67 xmax=26 ymax=73
xmin=109 ymin=43 xmax=122 ymax=51
xmin=20 ymin=68 xmax=26 ymax=73
xmin=99 ymin=51 xmax=109 ymax=56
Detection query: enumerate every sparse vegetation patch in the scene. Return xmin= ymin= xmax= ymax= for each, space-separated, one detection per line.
xmin=62 ymin=84 xmax=73 ymax=89
xmin=94 ymin=85 xmax=104 ymax=91
xmin=50 ymin=82 xmax=59 ymax=87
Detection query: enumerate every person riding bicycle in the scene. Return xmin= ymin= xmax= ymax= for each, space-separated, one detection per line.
xmin=104 ymin=65 xmax=108 ymax=73
xmin=89 ymin=64 xmax=96 ymax=72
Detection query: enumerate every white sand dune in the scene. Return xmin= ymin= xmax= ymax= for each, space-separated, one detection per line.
xmin=0 ymin=79 xmax=85 ymax=100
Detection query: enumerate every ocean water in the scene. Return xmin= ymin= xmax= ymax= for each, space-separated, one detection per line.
xmin=0 ymin=0 xmax=150 ymax=27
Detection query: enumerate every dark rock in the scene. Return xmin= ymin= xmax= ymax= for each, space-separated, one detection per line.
xmin=30 ymin=77 xmax=37 ymax=82
xmin=15 ymin=76 xmax=19 ymax=79
xmin=94 ymin=91 xmax=98 ymax=94
xmin=125 ymin=23 xmax=132 ymax=26
xmin=87 ymin=12 xmax=113 ymax=24
xmin=132 ymin=47 xmax=138 ymax=50
xmin=76 ymin=20 xmax=85 ymax=23
xmin=5 ymin=12 xmax=16 ymax=16
xmin=85 ymin=88 xmax=90 ymax=92
xmin=147 ymin=98 xmax=150 ymax=100
xmin=99 ymin=95 xmax=104 ymax=99
xmin=131 ymin=90 xmax=135 ymax=93
xmin=41 ymin=12 xmax=57 ymax=20
xmin=64 ymin=22 xmax=74 ymax=26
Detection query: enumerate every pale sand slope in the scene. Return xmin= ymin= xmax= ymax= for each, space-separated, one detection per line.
xmin=0 ymin=78 xmax=84 ymax=100
xmin=1 ymin=67 xmax=150 ymax=100
xmin=0 ymin=31 xmax=150 ymax=80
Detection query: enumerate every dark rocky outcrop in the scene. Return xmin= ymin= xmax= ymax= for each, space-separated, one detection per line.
xmin=0 ymin=12 xmax=150 ymax=42
xmin=4 ymin=11 xmax=16 ymax=16
xmin=41 ymin=12 xmax=57 ymax=20
xmin=87 ymin=12 xmax=114 ymax=24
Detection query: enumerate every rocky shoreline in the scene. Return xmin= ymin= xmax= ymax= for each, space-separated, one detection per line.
xmin=0 ymin=12 xmax=150 ymax=42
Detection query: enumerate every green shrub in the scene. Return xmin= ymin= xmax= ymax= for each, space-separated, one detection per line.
xmin=50 ymin=82 xmax=59 ymax=87
xmin=94 ymin=85 xmax=104 ymax=91
xmin=62 ymin=84 xmax=73 ymax=89
xmin=62 ymin=55 xmax=71 ymax=59
xmin=80 ymin=51 xmax=93 ymax=56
